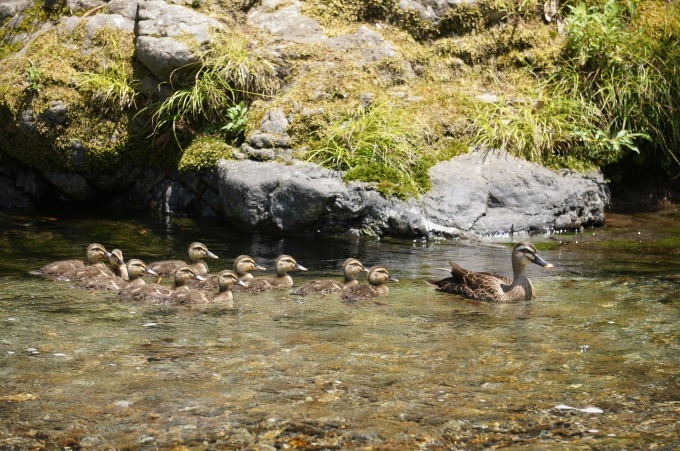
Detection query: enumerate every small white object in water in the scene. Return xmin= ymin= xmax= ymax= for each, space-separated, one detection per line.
xmin=554 ymin=404 xmax=603 ymax=414
xmin=7 ymin=317 xmax=16 ymax=321
xmin=143 ymin=322 xmax=158 ymax=328
xmin=53 ymin=353 xmax=66 ymax=357
xmin=7 ymin=351 xmax=15 ymax=355
xmin=26 ymin=348 xmax=39 ymax=355
xmin=579 ymin=345 xmax=589 ymax=352
xmin=116 ymin=400 xmax=131 ymax=408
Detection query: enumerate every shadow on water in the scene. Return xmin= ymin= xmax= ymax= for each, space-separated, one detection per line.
xmin=0 ymin=207 xmax=679 ymax=448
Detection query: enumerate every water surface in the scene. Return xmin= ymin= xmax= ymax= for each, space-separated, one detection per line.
xmin=1 ymin=207 xmax=679 ymax=448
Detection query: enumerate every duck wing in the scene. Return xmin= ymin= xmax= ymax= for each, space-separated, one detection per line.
xmin=148 ymin=260 xmax=186 ymax=277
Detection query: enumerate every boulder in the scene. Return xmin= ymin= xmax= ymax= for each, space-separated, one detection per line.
xmin=216 ymin=149 xmax=609 ymax=237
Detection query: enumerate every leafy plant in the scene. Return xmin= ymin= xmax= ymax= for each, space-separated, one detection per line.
xmin=220 ymin=101 xmax=248 ymax=144
xmin=24 ymin=60 xmax=45 ymax=93
xmin=76 ymin=62 xmax=139 ymax=113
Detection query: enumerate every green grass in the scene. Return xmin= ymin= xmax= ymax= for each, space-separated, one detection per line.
xmin=144 ymin=30 xmax=279 ymax=144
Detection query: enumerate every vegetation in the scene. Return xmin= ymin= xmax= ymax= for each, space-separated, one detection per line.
xmin=473 ymin=0 xmax=680 ymax=171
xmin=144 ymin=30 xmax=279 ymax=145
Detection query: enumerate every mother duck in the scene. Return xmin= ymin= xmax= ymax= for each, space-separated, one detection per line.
xmin=428 ymin=242 xmax=553 ymax=303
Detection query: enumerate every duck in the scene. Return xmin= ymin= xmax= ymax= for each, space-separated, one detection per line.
xmin=157 ymin=269 xmax=246 ymax=306
xmin=341 ymin=265 xmax=397 ymax=303
xmin=38 ymin=243 xmax=111 ymax=280
xmin=232 ymin=254 xmax=307 ymax=292
xmin=234 ymin=255 xmax=267 ymax=281
xmin=73 ymin=248 xmax=126 ymax=283
xmin=186 ymin=254 xmax=267 ymax=289
xmin=148 ymin=242 xmax=218 ymax=277
xmin=292 ymin=258 xmax=368 ymax=296
xmin=427 ymin=241 xmax=553 ymax=303
xmin=87 ymin=258 xmax=158 ymax=291
xmin=118 ymin=266 xmax=204 ymax=303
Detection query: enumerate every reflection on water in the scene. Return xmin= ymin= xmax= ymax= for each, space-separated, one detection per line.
xmin=1 ymin=208 xmax=679 ymax=448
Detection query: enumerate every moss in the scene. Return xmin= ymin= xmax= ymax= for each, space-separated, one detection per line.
xmin=178 ymin=135 xmax=234 ymax=172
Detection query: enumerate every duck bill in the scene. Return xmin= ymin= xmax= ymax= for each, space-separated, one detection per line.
xmin=389 ymin=276 xmax=399 ymax=282
xmin=145 ymin=268 xmax=159 ymax=276
xmin=206 ymin=251 xmax=219 ymax=259
xmin=533 ymin=255 xmax=553 ymax=268
xmin=254 ymin=264 xmax=267 ymax=271
xmin=296 ymin=264 xmax=308 ymax=271
xmin=236 ymin=279 xmax=248 ymax=286
xmin=193 ymin=274 xmax=206 ymax=281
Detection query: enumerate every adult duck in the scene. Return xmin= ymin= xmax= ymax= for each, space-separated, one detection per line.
xmin=427 ymin=241 xmax=553 ymax=302
xmin=341 ymin=265 xmax=397 ymax=303
xmin=292 ymin=258 xmax=368 ymax=296
xmin=149 ymin=242 xmax=218 ymax=277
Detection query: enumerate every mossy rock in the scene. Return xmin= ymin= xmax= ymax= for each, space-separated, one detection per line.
xmin=178 ymin=135 xmax=235 ymax=172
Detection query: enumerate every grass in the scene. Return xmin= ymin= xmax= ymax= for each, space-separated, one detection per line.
xmin=145 ymin=30 xmax=279 ymax=144
xmin=306 ymin=99 xmax=434 ymax=199
xmin=472 ymin=0 xmax=680 ymax=171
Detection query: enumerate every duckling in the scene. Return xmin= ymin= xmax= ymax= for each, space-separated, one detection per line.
xmin=148 ymin=242 xmax=218 ymax=277
xmin=125 ymin=259 xmax=158 ymax=286
xmin=81 ymin=257 xmax=158 ymax=291
xmin=186 ymin=254 xmax=267 ymax=289
xmin=73 ymin=248 xmax=126 ymax=282
xmin=38 ymin=243 xmax=111 ymax=280
xmin=232 ymin=254 xmax=307 ymax=292
xmin=427 ymin=241 xmax=553 ymax=303
xmin=234 ymin=255 xmax=267 ymax=281
xmin=341 ymin=265 xmax=397 ymax=303
xmin=118 ymin=265 xmax=205 ymax=303
xmin=212 ymin=270 xmax=247 ymax=304
xmin=292 ymin=258 xmax=368 ymax=296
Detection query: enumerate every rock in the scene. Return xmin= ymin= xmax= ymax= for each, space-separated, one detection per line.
xmin=327 ymin=26 xmax=396 ymax=65
xmin=40 ymin=172 xmax=96 ymax=202
xmin=248 ymin=0 xmax=326 ymax=44
xmin=216 ymin=150 xmax=608 ymax=237
xmin=124 ymin=0 xmax=223 ymax=81
xmin=0 ymin=175 xmax=33 ymax=209
xmin=420 ymin=149 xmax=609 ymax=234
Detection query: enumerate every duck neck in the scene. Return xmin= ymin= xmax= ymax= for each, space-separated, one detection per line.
xmin=511 ymin=263 xmax=535 ymax=297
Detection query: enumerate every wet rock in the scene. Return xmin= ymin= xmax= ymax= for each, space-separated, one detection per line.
xmin=0 ymin=175 xmax=33 ymax=209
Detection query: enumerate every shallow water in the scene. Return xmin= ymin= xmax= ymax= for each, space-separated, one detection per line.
xmin=1 ymin=207 xmax=679 ymax=449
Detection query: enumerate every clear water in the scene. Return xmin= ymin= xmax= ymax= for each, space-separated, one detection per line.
xmin=1 ymin=207 xmax=679 ymax=448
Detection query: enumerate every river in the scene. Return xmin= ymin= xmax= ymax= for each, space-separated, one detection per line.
xmin=1 ymin=207 xmax=678 ymax=448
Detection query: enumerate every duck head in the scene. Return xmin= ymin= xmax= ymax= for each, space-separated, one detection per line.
xmin=173 ymin=266 xmax=206 ymax=288
xmin=343 ymin=258 xmax=369 ymax=277
xmin=367 ymin=265 xmax=398 ymax=285
xmin=512 ymin=242 xmax=553 ymax=272
xmin=234 ymin=255 xmax=267 ymax=278
xmin=127 ymin=259 xmax=158 ymax=280
xmin=187 ymin=242 xmax=219 ymax=263
xmin=217 ymin=270 xmax=247 ymax=292
xmin=86 ymin=243 xmax=111 ymax=264
xmin=275 ymin=255 xmax=308 ymax=276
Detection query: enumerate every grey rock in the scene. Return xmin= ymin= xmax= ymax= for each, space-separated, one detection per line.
xmin=128 ymin=0 xmax=222 ymax=80
xmin=40 ymin=101 xmax=68 ymax=125
xmin=0 ymin=0 xmax=28 ymax=22
xmin=248 ymin=0 xmax=326 ymax=44
xmin=0 ymin=175 xmax=33 ymax=209
xmin=215 ymin=150 xmax=608 ymax=237
xmin=259 ymin=109 xmax=289 ymax=135
xmin=420 ymin=149 xmax=609 ymax=234
xmin=327 ymin=26 xmax=396 ymax=65
xmin=67 ymin=0 xmax=107 ymax=13
xmin=40 ymin=172 xmax=96 ymax=202
xmin=135 ymin=36 xmax=200 ymax=82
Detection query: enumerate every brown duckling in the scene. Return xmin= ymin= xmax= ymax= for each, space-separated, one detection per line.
xmin=118 ymin=265 xmax=204 ymax=303
xmin=125 ymin=259 xmax=158 ymax=286
xmin=427 ymin=241 xmax=553 ymax=303
xmin=212 ymin=270 xmax=247 ymax=304
xmin=234 ymin=255 xmax=267 ymax=281
xmin=186 ymin=254 xmax=267 ymax=289
xmin=232 ymin=254 xmax=307 ymax=293
xmin=341 ymin=265 xmax=398 ymax=303
xmin=149 ymin=242 xmax=218 ymax=277
xmin=38 ymin=243 xmax=111 ymax=280
xmin=292 ymin=258 xmax=368 ymax=296
xmin=73 ymin=248 xmax=126 ymax=283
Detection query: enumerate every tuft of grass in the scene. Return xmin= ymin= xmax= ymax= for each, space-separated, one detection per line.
xmin=306 ymin=99 xmax=432 ymax=199
xmin=145 ymin=30 xmax=279 ymax=144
